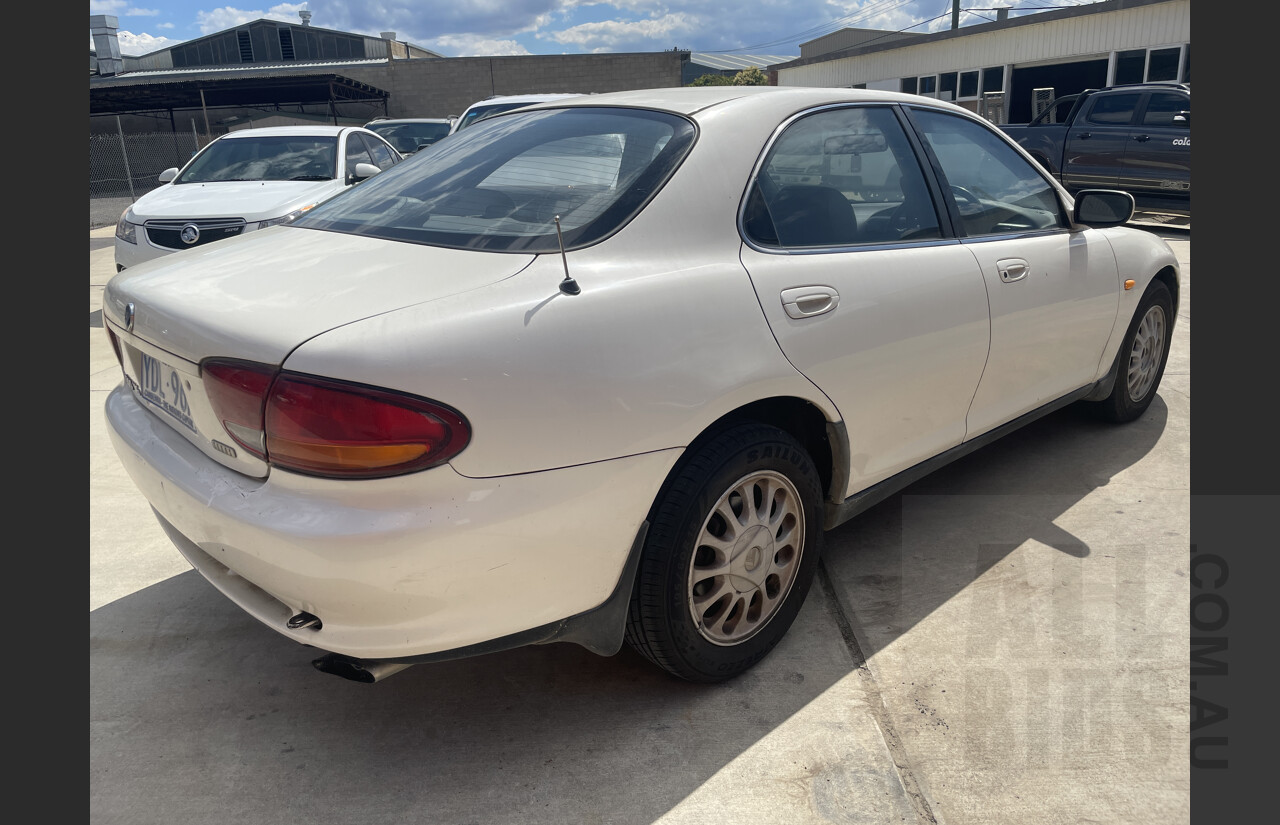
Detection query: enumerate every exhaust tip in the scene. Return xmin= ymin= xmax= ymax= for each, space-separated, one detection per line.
xmin=287 ymin=611 xmax=322 ymax=630
xmin=312 ymin=653 xmax=413 ymax=683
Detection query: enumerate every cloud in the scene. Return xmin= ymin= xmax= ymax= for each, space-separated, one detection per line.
xmin=430 ymin=34 xmax=534 ymax=57
xmin=299 ymin=1 xmax=560 ymax=45
xmin=101 ymin=30 xmax=185 ymax=55
xmin=541 ymin=12 xmax=702 ymax=52
xmin=196 ymin=4 xmax=311 ymax=35
xmin=89 ymin=1 xmax=162 ymax=14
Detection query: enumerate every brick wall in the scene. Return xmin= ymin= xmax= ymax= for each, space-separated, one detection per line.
xmin=345 ymin=51 xmax=686 ymax=119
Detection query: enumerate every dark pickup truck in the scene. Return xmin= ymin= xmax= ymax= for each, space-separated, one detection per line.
xmin=999 ymin=82 xmax=1190 ymax=215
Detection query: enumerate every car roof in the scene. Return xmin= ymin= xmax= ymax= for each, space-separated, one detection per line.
xmin=364 ymin=118 xmax=452 ymax=125
xmin=465 ymin=93 xmax=584 ymax=106
xmin=220 ymin=125 xmax=357 ymax=139
xmin=510 ymin=86 xmax=966 ymax=118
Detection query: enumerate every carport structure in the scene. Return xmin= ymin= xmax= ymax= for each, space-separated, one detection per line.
xmin=90 ymin=65 xmax=391 ymax=133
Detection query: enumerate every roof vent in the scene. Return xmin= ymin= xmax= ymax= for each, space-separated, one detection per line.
xmin=90 ymin=14 xmax=123 ymax=76
xmin=380 ymin=32 xmax=396 ymax=40
xmin=299 ymin=9 xmax=312 ymax=26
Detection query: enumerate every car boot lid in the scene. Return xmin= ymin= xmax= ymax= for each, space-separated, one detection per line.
xmin=104 ymin=226 xmax=535 ymax=366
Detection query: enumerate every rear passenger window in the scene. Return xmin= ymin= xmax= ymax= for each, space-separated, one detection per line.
xmin=1142 ymin=92 xmax=1190 ymax=127
xmin=1085 ymin=93 xmax=1140 ymax=125
xmin=744 ymin=106 xmax=941 ymax=248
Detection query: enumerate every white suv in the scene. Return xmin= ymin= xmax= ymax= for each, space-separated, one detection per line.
xmin=114 ymin=125 xmax=402 ymax=271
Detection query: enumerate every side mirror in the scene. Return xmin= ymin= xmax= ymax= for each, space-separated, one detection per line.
xmin=1073 ymin=189 xmax=1135 ymax=227
xmin=348 ymin=162 xmax=383 ymax=184
xmin=158 ymin=167 xmax=179 ymax=183
xmin=1173 ymin=111 xmax=1190 ymax=126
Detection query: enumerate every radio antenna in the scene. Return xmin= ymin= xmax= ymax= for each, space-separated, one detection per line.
xmin=553 ymin=216 xmax=580 ymax=296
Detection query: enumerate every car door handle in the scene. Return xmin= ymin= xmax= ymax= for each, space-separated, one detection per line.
xmin=1132 ymin=134 xmax=1151 ymax=142
xmin=1076 ymin=132 xmax=1092 ymax=139
xmin=781 ymin=286 xmax=840 ymax=319
xmin=997 ymin=259 xmax=1029 ymax=283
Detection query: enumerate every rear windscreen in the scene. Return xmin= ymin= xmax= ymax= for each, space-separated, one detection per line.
xmin=294 ymin=108 xmax=697 ymax=253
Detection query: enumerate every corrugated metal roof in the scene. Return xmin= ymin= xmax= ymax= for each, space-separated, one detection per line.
xmin=101 ymin=57 xmax=388 ymax=82
xmin=688 ymin=53 xmax=796 ymax=71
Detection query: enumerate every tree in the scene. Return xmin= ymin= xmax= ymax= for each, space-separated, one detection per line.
xmin=733 ymin=67 xmax=769 ymax=86
xmin=688 ymin=73 xmax=734 ymax=87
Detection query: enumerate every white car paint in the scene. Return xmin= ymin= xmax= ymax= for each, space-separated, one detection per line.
xmin=102 ymin=87 xmax=1180 ymax=680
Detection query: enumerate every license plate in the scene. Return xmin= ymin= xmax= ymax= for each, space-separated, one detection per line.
xmin=132 ymin=352 xmax=197 ymax=433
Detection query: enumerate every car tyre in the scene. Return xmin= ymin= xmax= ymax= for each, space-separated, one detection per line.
xmin=625 ymin=423 xmax=823 ymax=682
xmin=1090 ymin=280 xmax=1173 ymax=423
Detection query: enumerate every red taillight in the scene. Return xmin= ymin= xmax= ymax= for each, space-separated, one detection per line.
xmin=201 ymin=359 xmax=470 ymax=478
xmin=266 ymin=375 xmax=470 ymax=478
xmin=203 ymin=359 xmax=276 ymax=458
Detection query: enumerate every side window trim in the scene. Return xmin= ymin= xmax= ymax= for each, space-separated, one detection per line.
xmin=888 ymin=104 xmax=957 ymax=240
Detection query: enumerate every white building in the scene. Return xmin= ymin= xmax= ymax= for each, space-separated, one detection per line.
xmin=773 ymin=0 xmax=1190 ymax=124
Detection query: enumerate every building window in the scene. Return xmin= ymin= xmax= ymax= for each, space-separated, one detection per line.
xmin=982 ymin=66 xmax=1003 ymax=93
xmin=901 ymin=77 xmax=918 ymax=94
xmin=1115 ymin=49 xmax=1145 ymax=85
xmin=919 ymin=75 xmax=936 ymax=95
xmin=1147 ymin=47 xmax=1181 ymax=82
xmin=960 ymin=71 xmax=979 ymax=98
xmin=939 ymin=72 xmax=958 ymax=101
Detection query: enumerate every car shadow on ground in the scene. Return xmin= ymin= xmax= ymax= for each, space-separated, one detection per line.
xmin=821 ymin=397 xmax=1171 ymax=644
xmin=90 ymin=398 xmax=1169 ymax=825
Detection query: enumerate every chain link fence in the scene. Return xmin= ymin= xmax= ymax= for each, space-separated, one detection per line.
xmin=90 ymin=117 xmax=212 ymax=228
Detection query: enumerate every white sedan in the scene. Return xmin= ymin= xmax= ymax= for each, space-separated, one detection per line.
xmin=102 ymin=87 xmax=1179 ymax=684
xmin=113 ymin=125 xmax=402 ymax=271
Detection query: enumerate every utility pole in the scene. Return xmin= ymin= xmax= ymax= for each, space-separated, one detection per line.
xmin=953 ymin=0 xmax=960 ymax=30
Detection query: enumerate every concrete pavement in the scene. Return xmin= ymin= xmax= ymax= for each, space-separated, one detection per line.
xmin=91 ymin=223 xmax=1191 ymax=825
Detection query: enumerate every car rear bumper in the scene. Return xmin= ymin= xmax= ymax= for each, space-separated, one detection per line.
xmin=104 ymin=382 xmax=680 ymax=660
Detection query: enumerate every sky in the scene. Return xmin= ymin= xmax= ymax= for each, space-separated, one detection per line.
xmin=88 ymin=1 xmax=1090 ymax=59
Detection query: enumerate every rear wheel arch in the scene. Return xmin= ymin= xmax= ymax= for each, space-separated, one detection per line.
xmin=667 ymin=397 xmax=841 ymax=512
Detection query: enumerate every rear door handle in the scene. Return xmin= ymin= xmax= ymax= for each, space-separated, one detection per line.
xmin=997 ymin=258 xmax=1029 ymax=283
xmin=781 ymin=286 xmax=840 ymax=319
xmin=1133 ymin=134 xmax=1151 ymax=142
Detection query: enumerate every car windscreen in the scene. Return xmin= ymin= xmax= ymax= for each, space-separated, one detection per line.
xmin=177 ymin=135 xmax=338 ymax=183
xmin=293 ymin=107 xmax=696 ymax=253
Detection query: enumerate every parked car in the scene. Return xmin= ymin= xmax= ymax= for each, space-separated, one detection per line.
xmin=449 ymin=93 xmax=585 ymax=134
xmin=998 ymin=82 xmax=1190 ymax=215
xmin=113 ymin=125 xmax=403 ymax=271
xmin=102 ymin=87 xmax=1179 ymax=685
xmin=363 ymin=117 xmax=455 ymax=154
